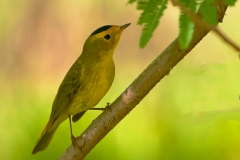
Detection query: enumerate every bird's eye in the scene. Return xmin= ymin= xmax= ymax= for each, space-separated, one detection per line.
xmin=104 ymin=34 xmax=111 ymax=40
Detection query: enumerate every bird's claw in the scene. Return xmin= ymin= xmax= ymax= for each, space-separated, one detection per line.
xmin=105 ymin=102 xmax=112 ymax=112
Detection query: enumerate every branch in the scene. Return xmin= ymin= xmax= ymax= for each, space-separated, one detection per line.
xmin=170 ymin=0 xmax=240 ymax=54
xmin=59 ymin=0 xmax=228 ymax=159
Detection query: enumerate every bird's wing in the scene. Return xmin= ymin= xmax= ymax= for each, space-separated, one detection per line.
xmin=50 ymin=70 xmax=82 ymax=124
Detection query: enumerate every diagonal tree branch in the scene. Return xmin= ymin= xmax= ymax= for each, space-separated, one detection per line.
xmin=170 ymin=0 xmax=240 ymax=54
xmin=59 ymin=0 xmax=228 ymax=159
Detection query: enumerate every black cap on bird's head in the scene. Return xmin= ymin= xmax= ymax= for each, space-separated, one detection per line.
xmin=90 ymin=25 xmax=112 ymax=36
xmin=83 ymin=23 xmax=131 ymax=55
xmin=90 ymin=23 xmax=131 ymax=37
xmin=90 ymin=23 xmax=131 ymax=36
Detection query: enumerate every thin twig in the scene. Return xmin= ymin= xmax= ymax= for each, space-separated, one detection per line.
xmin=171 ymin=0 xmax=240 ymax=54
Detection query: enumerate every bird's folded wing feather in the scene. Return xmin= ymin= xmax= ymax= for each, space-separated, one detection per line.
xmin=51 ymin=71 xmax=82 ymax=124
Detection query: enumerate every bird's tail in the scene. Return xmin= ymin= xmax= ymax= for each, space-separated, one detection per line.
xmin=32 ymin=120 xmax=58 ymax=154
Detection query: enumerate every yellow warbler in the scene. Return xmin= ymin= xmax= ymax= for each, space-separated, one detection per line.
xmin=32 ymin=23 xmax=131 ymax=154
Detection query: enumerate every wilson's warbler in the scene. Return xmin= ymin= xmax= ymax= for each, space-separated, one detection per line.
xmin=32 ymin=23 xmax=131 ymax=154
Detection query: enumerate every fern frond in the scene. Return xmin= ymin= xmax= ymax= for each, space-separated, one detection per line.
xmin=199 ymin=0 xmax=218 ymax=25
xmin=137 ymin=1 xmax=155 ymax=25
xmin=137 ymin=0 xmax=168 ymax=48
xmin=136 ymin=0 xmax=149 ymax=11
xmin=179 ymin=0 xmax=198 ymax=11
xmin=178 ymin=0 xmax=197 ymax=49
xmin=127 ymin=0 xmax=137 ymax=4
xmin=178 ymin=12 xmax=194 ymax=49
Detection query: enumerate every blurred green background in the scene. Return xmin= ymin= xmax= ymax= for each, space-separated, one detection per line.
xmin=1 ymin=0 xmax=240 ymax=159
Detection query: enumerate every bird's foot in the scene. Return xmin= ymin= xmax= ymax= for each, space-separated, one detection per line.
xmin=71 ymin=135 xmax=82 ymax=151
xmin=105 ymin=102 xmax=112 ymax=112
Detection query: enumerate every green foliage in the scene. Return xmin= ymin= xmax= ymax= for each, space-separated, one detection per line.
xmin=178 ymin=13 xmax=195 ymax=49
xmin=3 ymin=60 xmax=240 ymax=160
xmin=128 ymin=0 xmax=168 ymax=48
xmin=128 ymin=0 xmax=137 ymax=4
xmin=129 ymin=0 xmax=239 ymax=49
xmin=199 ymin=0 xmax=218 ymax=25
xmin=225 ymin=0 xmax=238 ymax=6
xmin=1 ymin=0 xmax=240 ymax=159
xmin=178 ymin=0 xmax=197 ymax=49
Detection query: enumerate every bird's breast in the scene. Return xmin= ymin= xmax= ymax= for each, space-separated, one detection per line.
xmin=70 ymin=58 xmax=115 ymax=113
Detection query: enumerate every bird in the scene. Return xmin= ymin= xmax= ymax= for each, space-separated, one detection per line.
xmin=32 ymin=23 xmax=131 ymax=154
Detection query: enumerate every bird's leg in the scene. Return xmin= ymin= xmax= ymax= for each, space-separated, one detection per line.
xmin=69 ymin=116 xmax=82 ymax=151
xmin=88 ymin=108 xmax=105 ymax=111
xmin=88 ymin=103 xmax=112 ymax=111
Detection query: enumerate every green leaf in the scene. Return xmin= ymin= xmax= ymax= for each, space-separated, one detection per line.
xmin=178 ymin=12 xmax=194 ymax=49
xmin=224 ymin=0 xmax=238 ymax=6
xmin=179 ymin=0 xmax=197 ymax=11
xmin=199 ymin=0 xmax=218 ymax=25
xmin=137 ymin=1 xmax=156 ymax=25
xmin=137 ymin=0 xmax=168 ymax=48
xmin=127 ymin=0 xmax=137 ymax=4
xmin=178 ymin=0 xmax=197 ymax=49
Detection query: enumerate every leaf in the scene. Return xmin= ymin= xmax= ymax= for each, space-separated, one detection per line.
xmin=137 ymin=0 xmax=168 ymax=48
xmin=178 ymin=12 xmax=194 ymax=49
xmin=179 ymin=0 xmax=198 ymax=11
xmin=137 ymin=1 xmax=156 ymax=25
xmin=199 ymin=0 xmax=218 ymax=25
xmin=224 ymin=0 xmax=238 ymax=6
xmin=127 ymin=0 xmax=137 ymax=4
xmin=178 ymin=0 xmax=197 ymax=49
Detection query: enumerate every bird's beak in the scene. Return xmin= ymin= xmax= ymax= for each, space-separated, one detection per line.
xmin=120 ymin=23 xmax=131 ymax=30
